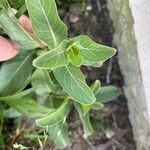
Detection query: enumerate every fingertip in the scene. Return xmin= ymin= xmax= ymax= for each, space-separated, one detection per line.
xmin=0 ymin=36 xmax=20 ymax=62
xmin=19 ymin=15 xmax=33 ymax=33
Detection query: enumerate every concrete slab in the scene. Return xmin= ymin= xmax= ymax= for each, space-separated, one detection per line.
xmin=107 ymin=0 xmax=150 ymax=149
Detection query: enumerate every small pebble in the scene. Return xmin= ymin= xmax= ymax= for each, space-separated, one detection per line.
xmin=106 ymin=129 xmax=115 ymax=139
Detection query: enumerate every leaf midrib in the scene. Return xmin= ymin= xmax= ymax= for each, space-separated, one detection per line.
xmin=65 ymin=66 xmax=95 ymax=103
xmin=1 ymin=11 xmax=40 ymax=48
xmin=36 ymin=101 xmax=68 ymax=126
xmin=12 ymin=19 xmax=39 ymax=47
xmin=37 ymin=0 xmax=57 ymax=46
xmin=4 ymin=53 xmax=33 ymax=91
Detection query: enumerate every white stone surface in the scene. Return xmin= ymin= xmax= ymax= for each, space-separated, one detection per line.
xmin=107 ymin=0 xmax=150 ymax=149
xmin=129 ymin=0 xmax=150 ymax=122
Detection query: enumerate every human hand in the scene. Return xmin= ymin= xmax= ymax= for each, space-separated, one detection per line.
xmin=0 ymin=15 xmax=33 ymax=62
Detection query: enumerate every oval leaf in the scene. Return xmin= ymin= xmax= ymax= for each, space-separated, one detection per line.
xmin=0 ymin=10 xmax=40 ymax=50
xmin=0 ymin=52 xmax=33 ymax=96
xmin=4 ymin=108 xmax=21 ymax=118
xmin=7 ymin=97 xmax=53 ymax=117
xmin=90 ymin=80 xmax=101 ymax=94
xmin=48 ymin=121 xmax=69 ymax=149
xmin=71 ymin=35 xmax=116 ymax=64
xmin=95 ymin=86 xmax=120 ymax=103
xmin=31 ymin=69 xmax=54 ymax=96
xmin=25 ymin=0 xmax=67 ymax=48
xmin=67 ymin=46 xmax=83 ymax=67
xmin=53 ymin=64 xmax=96 ymax=105
xmin=83 ymin=61 xmax=103 ymax=68
xmin=0 ymin=0 xmax=8 ymax=10
xmin=33 ymin=41 xmax=69 ymax=69
xmin=36 ymin=100 xmax=69 ymax=127
xmin=0 ymin=88 xmax=36 ymax=101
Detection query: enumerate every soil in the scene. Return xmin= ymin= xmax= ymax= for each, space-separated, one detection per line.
xmin=4 ymin=0 xmax=136 ymax=150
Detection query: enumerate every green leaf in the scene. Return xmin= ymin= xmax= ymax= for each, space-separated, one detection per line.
xmin=4 ymin=108 xmax=21 ymax=118
xmin=36 ymin=100 xmax=69 ymax=127
xmin=48 ymin=121 xmax=69 ymax=149
xmin=71 ymin=35 xmax=116 ymax=64
xmin=0 ymin=134 xmax=4 ymax=150
xmin=75 ymin=102 xmax=93 ymax=135
xmin=25 ymin=0 xmax=68 ymax=48
xmin=0 ymin=52 xmax=34 ymax=96
xmin=33 ymin=40 xmax=69 ymax=69
xmin=49 ymin=96 xmax=65 ymax=109
xmin=53 ymin=64 xmax=96 ymax=105
xmin=81 ymin=104 xmax=89 ymax=114
xmin=67 ymin=45 xmax=83 ymax=67
xmin=0 ymin=10 xmax=40 ymax=50
xmin=0 ymin=0 xmax=8 ymax=10
xmin=0 ymin=88 xmax=36 ymax=101
xmin=31 ymin=69 xmax=53 ymax=96
xmin=90 ymin=80 xmax=101 ymax=94
xmin=90 ymin=118 xmax=106 ymax=132
xmin=83 ymin=61 xmax=103 ymax=68
xmin=8 ymin=0 xmax=25 ymax=10
xmin=82 ymin=102 xmax=103 ymax=114
xmin=15 ymin=3 xmax=27 ymax=18
xmin=7 ymin=97 xmax=53 ymax=117
xmin=89 ymin=102 xmax=103 ymax=110
xmin=95 ymin=86 xmax=119 ymax=103
xmin=80 ymin=80 xmax=104 ymax=112
xmin=0 ymin=103 xmax=4 ymax=141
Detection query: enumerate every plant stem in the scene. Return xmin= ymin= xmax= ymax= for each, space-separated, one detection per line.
xmin=50 ymin=92 xmax=66 ymax=99
xmin=0 ymin=102 xmax=5 ymax=149
xmin=0 ymin=103 xmax=4 ymax=134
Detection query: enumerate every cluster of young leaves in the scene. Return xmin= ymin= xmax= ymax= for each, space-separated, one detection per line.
xmin=0 ymin=0 xmax=118 ymax=149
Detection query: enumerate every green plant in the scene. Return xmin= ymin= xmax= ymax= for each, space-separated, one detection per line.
xmin=0 ymin=0 xmax=118 ymax=149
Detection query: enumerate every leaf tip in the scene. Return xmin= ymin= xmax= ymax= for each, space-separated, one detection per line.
xmin=32 ymin=58 xmax=40 ymax=69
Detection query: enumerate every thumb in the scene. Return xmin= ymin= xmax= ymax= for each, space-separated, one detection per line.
xmin=0 ymin=36 xmax=20 ymax=62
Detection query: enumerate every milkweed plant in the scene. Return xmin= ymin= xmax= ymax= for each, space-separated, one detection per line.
xmin=0 ymin=0 xmax=119 ymax=148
